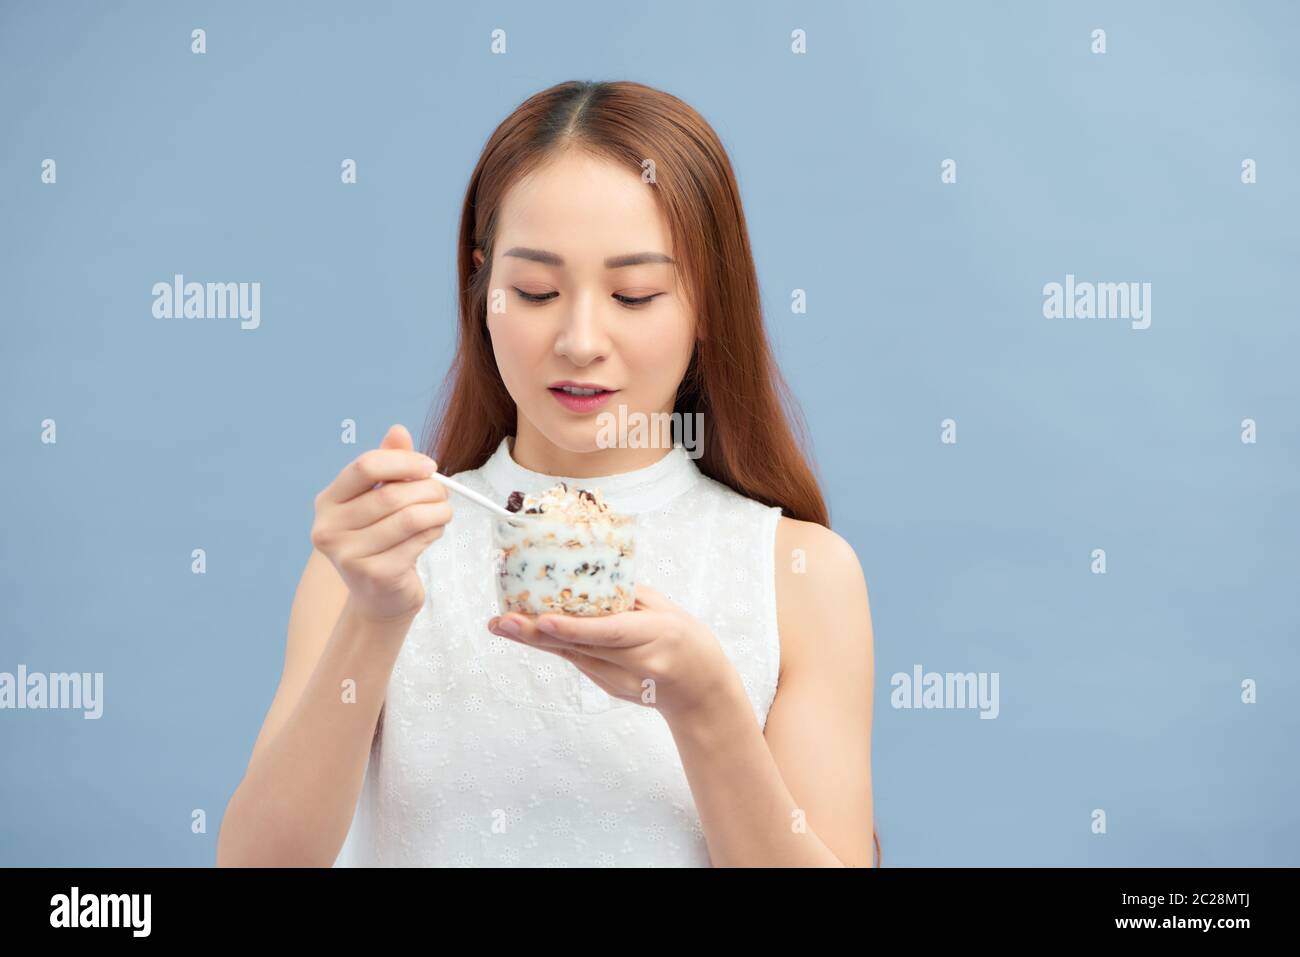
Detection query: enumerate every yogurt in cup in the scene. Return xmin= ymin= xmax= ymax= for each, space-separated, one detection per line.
xmin=492 ymin=482 xmax=635 ymax=616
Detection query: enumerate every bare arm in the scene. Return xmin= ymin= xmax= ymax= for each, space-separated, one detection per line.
xmin=217 ymin=426 xmax=451 ymax=867
xmin=215 ymin=550 xmax=414 ymax=867
xmin=664 ymin=517 xmax=875 ymax=867
xmin=762 ymin=518 xmax=875 ymax=865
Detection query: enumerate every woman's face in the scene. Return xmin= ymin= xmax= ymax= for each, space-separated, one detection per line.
xmin=476 ymin=150 xmax=697 ymax=464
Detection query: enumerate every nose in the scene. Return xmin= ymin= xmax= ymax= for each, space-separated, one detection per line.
xmin=553 ymin=289 xmax=610 ymax=366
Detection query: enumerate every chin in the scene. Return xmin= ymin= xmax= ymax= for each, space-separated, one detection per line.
xmin=528 ymin=416 xmax=607 ymax=455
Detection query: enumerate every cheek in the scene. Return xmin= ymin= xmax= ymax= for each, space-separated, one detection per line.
xmin=488 ymin=314 xmax=552 ymax=387
xmin=620 ymin=316 xmax=694 ymax=386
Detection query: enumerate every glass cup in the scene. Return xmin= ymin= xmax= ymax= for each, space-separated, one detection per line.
xmin=492 ymin=511 xmax=636 ymax=617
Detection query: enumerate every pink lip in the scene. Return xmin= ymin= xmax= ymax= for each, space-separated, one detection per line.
xmin=548 ymin=385 xmax=617 ymax=414
xmin=549 ymin=380 xmax=614 ymax=390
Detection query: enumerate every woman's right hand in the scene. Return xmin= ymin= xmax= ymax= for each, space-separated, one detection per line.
xmin=310 ymin=424 xmax=453 ymax=624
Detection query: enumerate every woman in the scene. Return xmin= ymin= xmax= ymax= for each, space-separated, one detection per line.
xmin=217 ymin=80 xmax=878 ymax=867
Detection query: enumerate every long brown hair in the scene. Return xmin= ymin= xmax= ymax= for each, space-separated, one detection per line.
xmin=421 ymin=79 xmax=880 ymax=868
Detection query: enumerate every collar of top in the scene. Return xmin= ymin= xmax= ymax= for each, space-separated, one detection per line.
xmin=479 ymin=434 xmax=702 ymax=516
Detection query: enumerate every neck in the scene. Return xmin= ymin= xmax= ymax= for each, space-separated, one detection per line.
xmin=511 ymin=416 xmax=675 ymax=478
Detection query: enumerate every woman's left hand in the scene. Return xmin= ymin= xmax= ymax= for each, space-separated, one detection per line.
xmin=487 ymin=583 xmax=741 ymax=723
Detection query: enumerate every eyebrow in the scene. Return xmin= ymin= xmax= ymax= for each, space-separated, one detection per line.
xmin=501 ymin=247 xmax=675 ymax=268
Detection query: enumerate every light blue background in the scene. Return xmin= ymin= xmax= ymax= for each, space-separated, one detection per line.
xmin=2 ymin=0 xmax=1296 ymax=866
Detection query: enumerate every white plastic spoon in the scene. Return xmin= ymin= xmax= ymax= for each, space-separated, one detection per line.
xmin=430 ymin=470 xmax=538 ymax=527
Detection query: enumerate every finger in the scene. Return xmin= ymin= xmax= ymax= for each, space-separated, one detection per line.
xmin=322 ymin=448 xmax=438 ymax=505
xmin=557 ymin=651 xmax=643 ymax=701
xmin=364 ymin=514 xmax=449 ymax=574
xmin=532 ymin=608 xmax=654 ymax=649
xmin=336 ymin=476 xmax=449 ymax=530
xmin=630 ymin=582 xmax=673 ymax=610
xmin=380 ymin=423 xmax=414 ymax=452
xmin=339 ymin=501 xmax=452 ymax=561
xmin=382 ymin=513 xmax=450 ymax=567
xmin=493 ymin=625 xmax=640 ymax=697
xmin=489 ymin=614 xmax=636 ymax=665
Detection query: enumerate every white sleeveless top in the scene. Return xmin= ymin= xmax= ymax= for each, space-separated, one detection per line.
xmin=333 ymin=436 xmax=784 ymax=867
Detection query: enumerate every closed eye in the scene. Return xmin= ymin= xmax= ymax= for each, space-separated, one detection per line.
xmin=613 ymin=293 xmax=661 ymax=307
xmin=513 ymin=289 xmax=558 ymax=304
xmin=512 ymin=289 xmax=663 ymax=308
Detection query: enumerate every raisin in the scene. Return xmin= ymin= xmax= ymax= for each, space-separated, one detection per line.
xmin=525 ymin=506 xmax=541 ymax=514
xmin=505 ymin=491 xmax=524 ymax=512
xmin=579 ymin=489 xmax=595 ymax=503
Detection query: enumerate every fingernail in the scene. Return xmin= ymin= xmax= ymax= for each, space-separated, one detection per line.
xmin=496 ymin=618 xmax=520 ymax=637
xmin=536 ymin=618 xmax=558 ymax=635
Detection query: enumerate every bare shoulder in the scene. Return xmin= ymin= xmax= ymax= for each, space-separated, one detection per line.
xmin=773 ymin=516 xmax=873 ymax=682
xmin=774 ymin=517 xmax=868 ymax=610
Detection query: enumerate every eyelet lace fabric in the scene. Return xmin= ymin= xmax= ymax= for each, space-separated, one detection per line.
xmin=333 ymin=437 xmax=782 ymax=867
